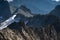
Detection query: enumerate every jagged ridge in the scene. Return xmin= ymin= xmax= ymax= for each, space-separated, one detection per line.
xmin=0 ymin=21 xmax=59 ymax=40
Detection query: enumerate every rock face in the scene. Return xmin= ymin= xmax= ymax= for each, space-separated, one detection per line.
xmin=0 ymin=0 xmax=11 ymax=23
xmin=0 ymin=21 xmax=59 ymax=40
xmin=13 ymin=5 xmax=34 ymax=17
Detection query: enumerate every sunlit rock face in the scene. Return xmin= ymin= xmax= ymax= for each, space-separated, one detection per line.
xmin=0 ymin=0 xmax=11 ymax=23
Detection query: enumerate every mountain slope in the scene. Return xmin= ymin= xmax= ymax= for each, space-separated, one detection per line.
xmin=26 ymin=14 xmax=60 ymax=33
xmin=0 ymin=21 xmax=59 ymax=40
xmin=50 ymin=5 xmax=60 ymax=18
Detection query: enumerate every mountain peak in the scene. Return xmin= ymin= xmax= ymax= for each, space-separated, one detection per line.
xmin=20 ymin=5 xmax=31 ymax=13
xmin=13 ymin=5 xmax=34 ymax=17
xmin=49 ymin=5 xmax=60 ymax=18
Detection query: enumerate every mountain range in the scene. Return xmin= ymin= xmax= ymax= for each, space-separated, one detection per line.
xmin=0 ymin=0 xmax=60 ymax=40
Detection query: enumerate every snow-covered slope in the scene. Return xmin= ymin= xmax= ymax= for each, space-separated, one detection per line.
xmin=0 ymin=14 xmax=16 ymax=30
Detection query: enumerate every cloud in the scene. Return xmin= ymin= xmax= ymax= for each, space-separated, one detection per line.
xmin=7 ymin=0 xmax=13 ymax=2
xmin=52 ymin=0 xmax=60 ymax=2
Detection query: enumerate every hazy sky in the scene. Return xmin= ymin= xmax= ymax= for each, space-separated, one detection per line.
xmin=9 ymin=0 xmax=60 ymax=14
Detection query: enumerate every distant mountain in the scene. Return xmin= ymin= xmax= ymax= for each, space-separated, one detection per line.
xmin=10 ymin=5 xmax=34 ymax=23
xmin=0 ymin=1 xmax=60 ymax=40
xmin=50 ymin=5 xmax=60 ymax=18
xmin=10 ymin=5 xmax=60 ymax=32
xmin=13 ymin=5 xmax=34 ymax=17
xmin=9 ymin=5 xmax=34 ymax=21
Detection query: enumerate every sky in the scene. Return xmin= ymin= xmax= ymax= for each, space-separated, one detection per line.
xmin=9 ymin=0 xmax=60 ymax=14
